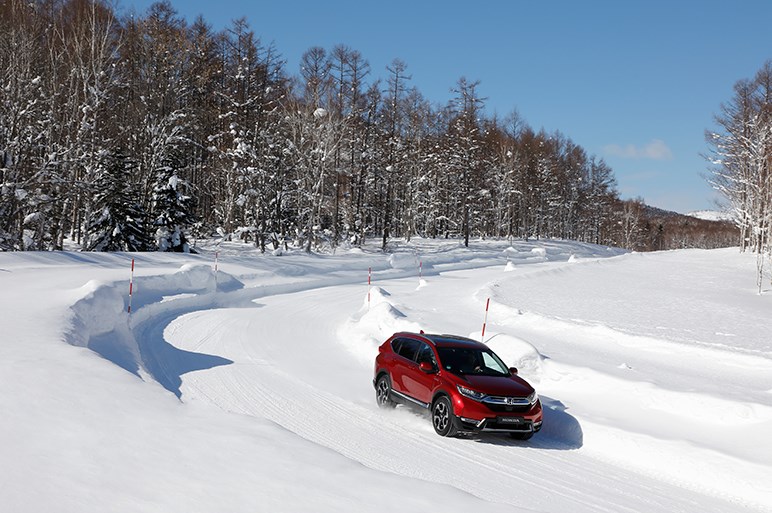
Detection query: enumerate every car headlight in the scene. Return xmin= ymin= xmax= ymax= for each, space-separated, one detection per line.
xmin=457 ymin=385 xmax=487 ymax=401
xmin=528 ymin=391 xmax=539 ymax=405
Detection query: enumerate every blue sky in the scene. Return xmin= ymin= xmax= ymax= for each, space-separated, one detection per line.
xmin=123 ymin=0 xmax=771 ymax=214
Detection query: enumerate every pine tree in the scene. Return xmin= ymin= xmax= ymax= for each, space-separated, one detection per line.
xmin=86 ymin=150 xmax=154 ymax=252
xmin=151 ymin=156 xmax=197 ymax=252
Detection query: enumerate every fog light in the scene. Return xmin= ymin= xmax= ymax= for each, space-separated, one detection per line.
xmin=460 ymin=417 xmax=485 ymax=428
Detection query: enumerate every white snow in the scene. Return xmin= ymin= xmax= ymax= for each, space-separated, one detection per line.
xmin=688 ymin=209 xmax=735 ymax=221
xmin=1 ymin=238 xmax=771 ymax=512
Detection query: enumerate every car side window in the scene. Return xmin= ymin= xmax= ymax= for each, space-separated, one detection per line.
xmin=396 ymin=338 xmax=420 ymax=362
xmin=416 ymin=343 xmax=436 ymax=368
xmin=390 ymin=338 xmax=403 ymax=355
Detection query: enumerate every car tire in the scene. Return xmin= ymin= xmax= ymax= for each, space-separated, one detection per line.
xmin=375 ymin=374 xmax=396 ymax=408
xmin=509 ymin=431 xmax=534 ymax=441
xmin=432 ymin=396 xmax=458 ymax=437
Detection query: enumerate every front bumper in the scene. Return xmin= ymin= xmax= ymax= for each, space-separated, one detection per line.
xmin=452 ymin=395 xmax=543 ymax=433
xmin=456 ymin=415 xmax=543 ymax=434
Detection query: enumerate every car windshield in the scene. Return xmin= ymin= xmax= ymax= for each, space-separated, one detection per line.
xmin=436 ymin=347 xmax=510 ymax=377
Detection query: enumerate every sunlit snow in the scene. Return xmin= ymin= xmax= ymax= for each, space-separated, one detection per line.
xmin=1 ymin=239 xmax=770 ymax=512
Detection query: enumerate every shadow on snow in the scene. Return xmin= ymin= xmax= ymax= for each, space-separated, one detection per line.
xmin=398 ymin=394 xmax=583 ymax=450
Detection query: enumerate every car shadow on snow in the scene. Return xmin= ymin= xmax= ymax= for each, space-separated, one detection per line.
xmin=467 ymin=396 xmax=583 ymax=449
xmin=398 ymin=395 xmax=583 ymax=449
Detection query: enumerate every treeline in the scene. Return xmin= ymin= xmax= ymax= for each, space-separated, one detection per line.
xmin=0 ymin=0 xmax=729 ymax=254
xmin=706 ymin=61 xmax=772 ymax=292
xmin=615 ymin=201 xmax=738 ymax=252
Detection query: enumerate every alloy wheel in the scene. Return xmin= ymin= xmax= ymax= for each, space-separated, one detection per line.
xmin=375 ymin=375 xmax=395 ymax=408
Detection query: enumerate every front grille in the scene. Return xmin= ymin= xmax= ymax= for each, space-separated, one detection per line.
xmin=483 ymin=403 xmax=532 ymax=413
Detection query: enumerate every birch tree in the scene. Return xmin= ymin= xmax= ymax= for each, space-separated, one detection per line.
xmin=707 ymin=61 xmax=772 ymax=292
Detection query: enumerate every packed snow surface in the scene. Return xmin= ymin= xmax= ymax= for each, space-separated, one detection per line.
xmin=1 ymin=239 xmax=771 ymax=512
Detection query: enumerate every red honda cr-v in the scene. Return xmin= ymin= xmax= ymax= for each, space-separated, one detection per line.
xmin=373 ymin=332 xmax=543 ymax=439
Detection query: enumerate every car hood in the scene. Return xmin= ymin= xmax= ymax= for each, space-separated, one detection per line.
xmin=460 ymin=374 xmax=534 ymax=397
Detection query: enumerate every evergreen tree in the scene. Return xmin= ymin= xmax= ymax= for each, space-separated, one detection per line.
xmin=86 ymin=151 xmax=154 ymax=252
xmin=151 ymin=156 xmax=197 ymax=252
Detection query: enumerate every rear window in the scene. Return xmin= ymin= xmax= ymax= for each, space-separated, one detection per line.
xmin=396 ymin=338 xmax=420 ymax=361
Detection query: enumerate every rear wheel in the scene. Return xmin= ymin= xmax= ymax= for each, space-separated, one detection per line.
xmin=432 ymin=396 xmax=458 ymax=437
xmin=375 ymin=375 xmax=396 ymax=408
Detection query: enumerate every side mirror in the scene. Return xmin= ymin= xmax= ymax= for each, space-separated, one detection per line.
xmin=509 ymin=367 xmax=519 ymax=375
xmin=419 ymin=361 xmax=436 ymax=374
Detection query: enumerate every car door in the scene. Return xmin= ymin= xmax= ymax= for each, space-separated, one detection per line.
xmin=390 ymin=337 xmax=420 ymax=396
xmin=402 ymin=341 xmax=438 ymax=405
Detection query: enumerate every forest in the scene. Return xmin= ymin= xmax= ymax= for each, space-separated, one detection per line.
xmin=0 ymin=0 xmax=739 ymax=253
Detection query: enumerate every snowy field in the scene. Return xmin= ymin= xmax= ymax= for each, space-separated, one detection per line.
xmin=1 ymin=238 xmax=771 ymax=512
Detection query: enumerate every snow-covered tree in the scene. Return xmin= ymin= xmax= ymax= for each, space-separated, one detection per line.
xmin=328 ymin=45 xmax=371 ymax=247
xmin=0 ymin=0 xmax=50 ymax=250
xmin=585 ymin=157 xmax=617 ymax=245
xmin=151 ymin=155 xmax=197 ymax=252
xmin=10 ymin=1 xmax=739 ymax=256
xmin=448 ymin=77 xmax=485 ymax=247
xmin=206 ymin=18 xmax=287 ymax=251
xmin=284 ymin=97 xmax=345 ymax=253
xmin=707 ymin=60 xmax=772 ymax=292
xmin=86 ymin=151 xmax=153 ymax=252
xmin=379 ymin=59 xmax=411 ymax=250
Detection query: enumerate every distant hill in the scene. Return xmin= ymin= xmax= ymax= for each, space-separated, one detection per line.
xmin=615 ymin=200 xmax=739 ymax=251
xmin=642 ymin=204 xmax=682 ymax=219
xmin=640 ymin=206 xmax=737 ymax=250
xmin=686 ymin=210 xmax=736 ymax=222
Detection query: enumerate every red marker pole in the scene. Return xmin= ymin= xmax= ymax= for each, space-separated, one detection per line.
xmin=419 ymin=260 xmax=423 ymax=281
xmin=128 ymin=258 xmax=135 ymax=314
xmin=481 ymin=297 xmax=490 ymax=343
xmin=368 ymin=267 xmax=372 ymax=308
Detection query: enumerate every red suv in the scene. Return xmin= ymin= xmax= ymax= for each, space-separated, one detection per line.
xmin=373 ymin=332 xmax=543 ymax=439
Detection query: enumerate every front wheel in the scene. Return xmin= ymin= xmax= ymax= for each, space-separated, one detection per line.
xmin=375 ymin=375 xmax=396 ymax=408
xmin=432 ymin=396 xmax=458 ymax=437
